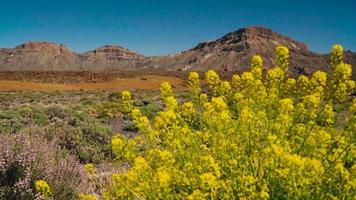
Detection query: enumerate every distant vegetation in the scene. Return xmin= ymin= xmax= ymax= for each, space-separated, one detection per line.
xmin=1 ymin=45 xmax=355 ymax=199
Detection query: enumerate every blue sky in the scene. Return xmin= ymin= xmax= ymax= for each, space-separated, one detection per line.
xmin=0 ymin=0 xmax=355 ymax=55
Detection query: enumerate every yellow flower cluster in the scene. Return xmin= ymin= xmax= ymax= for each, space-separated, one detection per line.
xmin=275 ymin=45 xmax=290 ymax=71
xmin=119 ymin=90 xmax=133 ymax=113
xmin=181 ymin=102 xmax=195 ymax=119
xmin=205 ymin=70 xmax=221 ymax=96
xmin=84 ymin=163 xmax=96 ymax=176
xmin=87 ymin=45 xmax=355 ymax=199
xmin=328 ymin=45 xmax=355 ymax=102
xmin=35 ymin=180 xmax=52 ymax=199
xmin=188 ymin=71 xmax=200 ymax=93
xmin=79 ymin=193 xmax=97 ymax=200
xmin=251 ymin=55 xmax=263 ymax=79
xmin=331 ymin=44 xmax=344 ymax=68
xmin=160 ymin=81 xmax=174 ymax=98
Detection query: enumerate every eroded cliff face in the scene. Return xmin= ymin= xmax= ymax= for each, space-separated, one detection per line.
xmin=0 ymin=27 xmax=354 ymax=77
xmin=80 ymin=45 xmax=146 ymax=71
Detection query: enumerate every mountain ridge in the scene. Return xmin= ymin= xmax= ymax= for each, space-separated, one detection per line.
xmin=0 ymin=26 xmax=355 ymax=78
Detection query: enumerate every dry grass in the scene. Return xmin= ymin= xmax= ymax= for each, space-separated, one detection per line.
xmin=0 ymin=75 xmax=186 ymax=91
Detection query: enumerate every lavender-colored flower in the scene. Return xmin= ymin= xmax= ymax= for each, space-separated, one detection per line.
xmin=0 ymin=133 xmax=88 ymax=199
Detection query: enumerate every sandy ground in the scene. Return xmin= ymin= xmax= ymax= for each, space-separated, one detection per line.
xmin=0 ymin=75 xmax=186 ymax=91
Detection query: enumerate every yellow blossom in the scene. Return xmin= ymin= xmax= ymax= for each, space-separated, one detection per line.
xmin=99 ymin=44 xmax=356 ymax=199
xmin=120 ymin=90 xmax=133 ymax=113
xmin=79 ymin=193 xmax=97 ymax=200
xmin=267 ymin=66 xmax=285 ymax=87
xmin=157 ymin=169 xmax=171 ymax=186
xmin=303 ymin=94 xmax=320 ymax=109
xmin=232 ymin=74 xmax=241 ymax=89
xmin=311 ymin=71 xmax=327 ymax=86
xmin=130 ymin=108 xmax=142 ymax=120
xmin=331 ymin=44 xmax=344 ymax=67
xmin=182 ymin=102 xmax=195 ymax=117
xmin=220 ymin=81 xmax=232 ymax=95
xmin=164 ymin=96 xmax=178 ymax=110
xmin=275 ymin=45 xmax=289 ymax=71
xmin=35 ymin=180 xmax=52 ymax=198
xmin=200 ymin=172 xmax=218 ymax=188
xmin=111 ymin=136 xmax=124 ymax=156
xmin=205 ymin=70 xmax=220 ymax=95
xmin=251 ymin=55 xmax=263 ymax=79
xmin=319 ymin=103 xmax=335 ymax=125
xmin=199 ymin=93 xmax=208 ymax=104
xmin=84 ymin=163 xmax=96 ymax=176
xmin=350 ymin=98 xmax=356 ymax=114
xmin=121 ymin=90 xmax=131 ymax=101
xmin=279 ymin=98 xmax=294 ymax=113
xmin=188 ymin=71 xmax=200 ymax=92
xmin=211 ymin=97 xmax=228 ymax=111
xmin=160 ymin=82 xmax=174 ymax=98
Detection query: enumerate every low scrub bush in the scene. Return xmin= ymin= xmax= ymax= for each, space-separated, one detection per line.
xmin=0 ymin=133 xmax=87 ymax=200
xmin=41 ymin=114 xmax=114 ymax=163
xmin=140 ymin=102 xmax=162 ymax=119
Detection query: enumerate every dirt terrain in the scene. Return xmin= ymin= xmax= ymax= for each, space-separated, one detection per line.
xmin=0 ymin=74 xmax=186 ymax=91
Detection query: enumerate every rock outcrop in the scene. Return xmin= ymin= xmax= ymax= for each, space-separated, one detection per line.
xmin=80 ymin=45 xmax=145 ymax=71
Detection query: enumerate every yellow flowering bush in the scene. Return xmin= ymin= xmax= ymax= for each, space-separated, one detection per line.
xmin=35 ymin=180 xmax=52 ymax=199
xmin=84 ymin=163 xmax=96 ymax=176
xmin=188 ymin=71 xmax=200 ymax=94
xmin=328 ymin=44 xmax=355 ymax=102
xmin=119 ymin=90 xmax=133 ymax=114
xmin=275 ymin=45 xmax=289 ymax=71
xmin=83 ymin=45 xmax=355 ymax=199
xmin=79 ymin=193 xmax=97 ymax=200
xmin=205 ymin=70 xmax=221 ymax=96
xmin=251 ymin=55 xmax=263 ymax=79
xmin=160 ymin=81 xmax=174 ymax=98
xmin=330 ymin=44 xmax=344 ymax=68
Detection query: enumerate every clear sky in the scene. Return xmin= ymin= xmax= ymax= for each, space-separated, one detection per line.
xmin=0 ymin=0 xmax=355 ymax=56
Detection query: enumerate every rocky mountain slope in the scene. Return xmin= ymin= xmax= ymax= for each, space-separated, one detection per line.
xmin=142 ymin=26 xmax=355 ymax=77
xmin=0 ymin=26 xmax=355 ymax=77
xmin=0 ymin=42 xmax=145 ymax=72
xmin=0 ymin=42 xmax=82 ymax=71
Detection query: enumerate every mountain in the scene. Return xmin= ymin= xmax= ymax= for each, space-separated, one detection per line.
xmin=0 ymin=42 xmax=145 ymax=72
xmin=0 ymin=42 xmax=82 ymax=71
xmin=80 ymin=45 xmax=146 ymax=71
xmin=142 ymin=26 xmax=354 ymax=77
xmin=0 ymin=26 xmax=355 ymax=77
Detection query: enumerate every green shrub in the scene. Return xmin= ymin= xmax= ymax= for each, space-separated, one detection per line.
xmin=0 ymin=110 xmax=21 ymax=120
xmin=0 ymin=119 xmax=23 ymax=133
xmin=97 ymin=101 xmax=122 ymax=118
xmin=42 ymin=113 xmax=114 ymax=163
xmin=33 ymin=112 xmax=49 ymax=126
xmin=141 ymin=103 xmax=162 ymax=119
xmin=123 ymin=120 xmax=139 ymax=132
xmin=45 ymin=105 xmax=68 ymax=120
